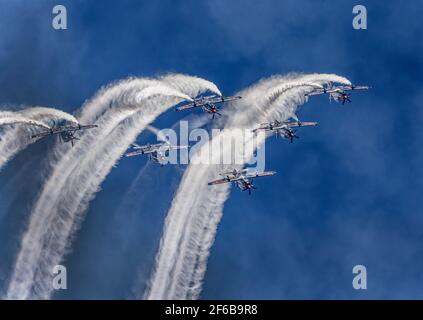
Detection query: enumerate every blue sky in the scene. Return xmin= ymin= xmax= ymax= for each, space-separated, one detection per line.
xmin=0 ymin=0 xmax=422 ymax=299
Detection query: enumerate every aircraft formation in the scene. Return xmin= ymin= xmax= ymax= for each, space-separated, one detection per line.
xmin=1 ymin=83 xmax=369 ymax=195
xmin=123 ymin=83 xmax=369 ymax=194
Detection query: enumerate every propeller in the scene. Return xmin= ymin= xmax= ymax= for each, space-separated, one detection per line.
xmin=211 ymin=110 xmax=222 ymax=119
xmin=70 ymin=132 xmax=79 ymax=147
xmin=50 ymin=119 xmax=57 ymax=134
xmin=287 ymin=130 xmax=299 ymax=143
xmin=342 ymin=96 xmax=351 ymax=105
xmin=248 ymin=184 xmax=257 ymax=195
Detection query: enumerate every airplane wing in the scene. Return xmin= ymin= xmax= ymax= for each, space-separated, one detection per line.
xmin=210 ymin=169 xmax=272 ymax=186
xmin=138 ymin=147 xmax=157 ymax=154
xmin=252 ymin=123 xmax=272 ymax=132
xmin=219 ymin=169 xmax=247 ymax=177
xmin=325 ymin=88 xmax=342 ymax=94
xmin=168 ymin=145 xmax=188 ymax=151
xmin=306 ymin=90 xmax=326 ymax=96
xmin=125 ymin=150 xmax=145 ymax=157
xmin=63 ymin=124 xmax=97 ymax=131
xmin=32 ymin=126 xmax=66 ymax=138
xmin=355 ymin=86 xmax=370 ymax=90
xmin=342 ymin=85 xmax=370 ymax=91
xmin=285 ymin=121 xmax=318 ymax=128
xmin=176 ymin=103 xmax=197 ymax=111
xmin=131 ymin=142 xmax=142 ymax=149
xmin=222 ymin=95 xmax=242 ymax=102
xmin=127 ymin=144 xmax=160 ymax=155
xmin=253 ymin=120 xmax=290 ymax=132
xmin=176 ymin=95 xmax=217 ymax=110
xmin=78 ymin=124 xmax=98 ymax=130
xmin=177 ymin=95 xmax=240 ymax=110
xmin=307 ymin=88 xmax=340 ymax=96
xmin=31 ymin=130 xmax=53 ymax=139
xmin=210 ymin=95 xmax=242 ymax=104
xmin=246 ymin=171 xmax=277 ymax=179
xmin=297 ymin=121 xmax=318 ymax=127
xmin=256 ymin=171 xmax=277 ymax=177
xmin=208 ymin=178 xmax=231 ymax=185
xmin=151 ymin=143 xmax=165 ymax=148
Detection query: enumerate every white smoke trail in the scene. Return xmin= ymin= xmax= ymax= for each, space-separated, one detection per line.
xmin=0 ymin=107 xmax=78 ymax=171
xmin=112 ymin=114 xmax=211 ymax=256
xmin=76 ymin=74 xmax=221 ymax=123
xmin=145 ymin=73 xmax=351 ymax=300
xmin=5 ymin=85 xmax=185 ymax=299
xmin=146 ymin=125 xmax=167 ymax=142
xmin=159 ymin=74 xmax=222 ymax=98
xmin=18 ymin=107 xmax=78 ymax=125
xmin=6 ymin=74 xmax=221 ymax=299
xmin=0 ymin=114 xmax=48 ymax=128
xmin=77 ymin=78 xmax=156 ymax=122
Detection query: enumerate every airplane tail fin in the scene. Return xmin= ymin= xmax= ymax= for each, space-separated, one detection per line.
xmin=131 ymin=142 xmax=141 ymax=149
xmin=291 ymin=113 xmax=299 ymax=122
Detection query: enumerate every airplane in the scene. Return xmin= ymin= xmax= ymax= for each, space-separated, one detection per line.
xmin=252 ymin=120 xmax=318 ymax=143
xmin=208 ymin=168 xmax=276 ymax=195
xmin=125 ymin=141 xmax=188 ymax=165
xmin=31 ymin=123 xmax=98 ymax=146
xmin=306 ymin=84 xmax=370 ymax=105
xmin=176 ymin=94 xmax=242 ymax=119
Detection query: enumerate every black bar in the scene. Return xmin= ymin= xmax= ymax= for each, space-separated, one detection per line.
xmin=1 ymin=300 xmax=420 ymax=318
